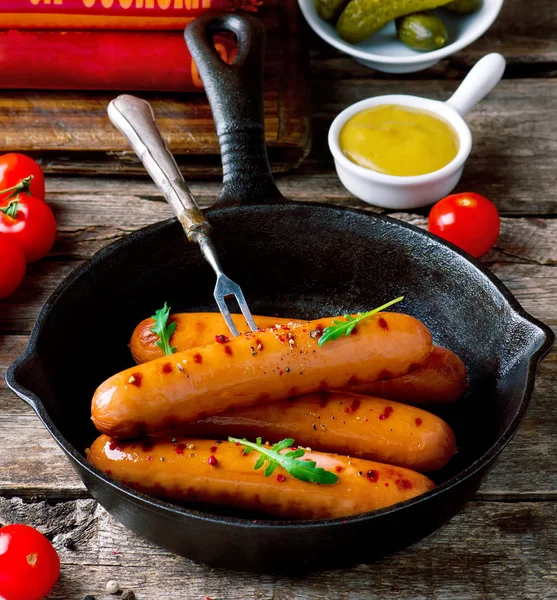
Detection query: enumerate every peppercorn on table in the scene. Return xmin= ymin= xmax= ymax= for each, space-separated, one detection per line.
xmin=1 ymin=0 xmax=557 ymax=597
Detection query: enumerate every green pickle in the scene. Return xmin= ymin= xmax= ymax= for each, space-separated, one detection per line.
xmin=444 ymin=0 xmax=481 ymax=14
xmin=397 ymin=12 xmax=449 ymax=51
xmin=316 ymin=0 xmax=351 ymax=21
xmin=336 ymin=0 xmax=453 ymax=44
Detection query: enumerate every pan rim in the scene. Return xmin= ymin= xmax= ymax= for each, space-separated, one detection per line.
xmin=6 ymin=200 xmax=554 ymax=530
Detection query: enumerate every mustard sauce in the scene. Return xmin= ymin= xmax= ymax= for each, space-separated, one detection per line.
xmin=339 ymin=105 xmax=459 ymax=177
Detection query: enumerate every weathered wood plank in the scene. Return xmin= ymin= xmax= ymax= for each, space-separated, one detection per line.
xmin=1 ymin=496 xmax=556 ymax=599
xmin=35 ymin=76 xmax=557 ymax=217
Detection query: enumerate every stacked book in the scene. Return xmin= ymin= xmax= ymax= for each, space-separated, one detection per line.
xmin=0 ymin=0 xmax=261 ymax=90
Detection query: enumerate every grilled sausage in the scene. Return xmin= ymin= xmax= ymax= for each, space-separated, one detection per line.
xmin=92 ymin=313 xmax=432 ymax=439
xmin=158 ymin=391 xmax=456 ymax=472
xmin=130 ymin=314 xmax=466 ymax=404
xmin=130 ymin=312 xmax=302 ymax=364
xmin=352 ymin=346 xmax=467 ymax=404
xmin=87 ymin=435 xmax=436 ymax=520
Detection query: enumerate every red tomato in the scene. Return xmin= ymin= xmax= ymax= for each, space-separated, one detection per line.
xmin=0 ymin=154 xmax=45 ymax=202
xmin=0 ymin=524 xmax=60 ymax=600
xmin=0 ymin=194 xmax=56 ymax=263
xmin=428 ymin=192 xmax=500 ymax=258
xmin=0 ymin=235 xmax=26 ymax=300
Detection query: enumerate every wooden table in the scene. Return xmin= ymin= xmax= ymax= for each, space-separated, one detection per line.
xmin=1 ymin=1 xmax=556 ymax=597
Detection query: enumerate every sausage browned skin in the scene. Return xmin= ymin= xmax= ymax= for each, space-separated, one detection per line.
xmin=130 ymin=313 xmax=302 ymax=364
xmin=92 ymin=313 xmax=433 ymax=439
xmin=130 ymin=314 xmax=466 ymax=404
xmin=87 ymin=435 xmax=436 ymax=520
xmin=352 ymin=346 xmax=467 ymax=404
xmin=159 ymin=391 xmax=456 ymax=472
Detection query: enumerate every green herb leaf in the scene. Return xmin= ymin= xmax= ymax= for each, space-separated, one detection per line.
xmin=317 ymin=296 xmax=405 ymax=347
xmin=228 ymin=437 xmax=339 ymax=485
xmin=150 ymin=302 xmax=177 ymax=356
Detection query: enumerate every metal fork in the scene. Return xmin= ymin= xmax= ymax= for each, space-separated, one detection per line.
xmin=107 ymin=94 xmax=258 ymax=337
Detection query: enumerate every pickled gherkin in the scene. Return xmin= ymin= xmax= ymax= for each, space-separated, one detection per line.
xmin=397 ymin=12 xmax=449 ymax=51
xmin=316 ymin=0 xmax=351 ymax=21
xmin=444 ymin=0 xmax=481 ymax=14
xmin=336 ymin=0 xmax=453 ymax=44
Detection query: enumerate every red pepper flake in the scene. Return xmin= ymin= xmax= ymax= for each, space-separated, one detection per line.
xmin=378 ymin=317 xmax=389 ymax=331
xmin=255 ymin=339 xmax=264 ymax=351
xmin=128 ymin=373 xmax=142 ymax=387
xmin=162 ymin=363 xmax=172 ymax=374
xmin=105 ymin=469 xmax=112 ymax=475
xmin=235 ymin=441 xmax=240 ymax=446
xmin=175 ymin=443 xmax=186 ymax=455
xmin=207 ymin=455 xmax=218 ymax=466
xmin=215 ymin=334 xmax=230 ymax=344
xmin=278 ymin=335 xmax=285 ymax=343
xmin=396 ymin=478 xmax=413 ymax=490
xmin=385 ymin=483 xmax=389 ymax=487
xmin=379 ymin=406 xmax=394 ymax=420
xmin=366 ymin=470 xmax=379 ymax=483
xmin=276 ymin=474 xmax=286 ymax=482
xmin=415 ymin=418 xmax=423 ymax=426
xmin=113 ymin=551 xmax=120 ymax=556
xmin=279 ymin=370 xmax=284 ymax=376
xmin=335 ymin=466 xmax=343 ymax=473
xmin=302 ymin=329 xmax=307 ymax=332
xmin=210 ymin=446 xmax=218 ymax=453
xmin=146 ymin=456 xmax=153 ymax=461
xmin=193 ymin=353 xmax=203 ymax=364
xmin=309 ymin=327 xmax=323 ymax=340
xmin=280 ymin=325 xmax=290 ymax=331
xmin=224 ymin=345 xmax=233 ymax=356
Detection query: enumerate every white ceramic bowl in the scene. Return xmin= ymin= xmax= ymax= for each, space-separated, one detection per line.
xmin=298 ymin=0 xmax=504 ymax=73
xmin=328 ymin=53 xmax=505 ymax=209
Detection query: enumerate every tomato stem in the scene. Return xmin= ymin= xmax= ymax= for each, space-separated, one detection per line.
xmin=0 ymin=175 xmax=34 ymax=201
xmin=0 ymin=199 xmax=19 ymax=219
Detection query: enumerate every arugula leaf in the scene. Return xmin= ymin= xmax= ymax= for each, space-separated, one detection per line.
xmin=229 ymin=437 xmax=339 ymax=485
xmin=150 ymin=302 xmax=177 ymax=356
xmin=318 ymin=296 xmax=405 ymax=347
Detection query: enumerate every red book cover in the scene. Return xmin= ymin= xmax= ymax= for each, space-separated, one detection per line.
xmin=0 ymin=0 xmax=261 ymax=29
xmin=0 ymin=30 xmax=237 ymax=91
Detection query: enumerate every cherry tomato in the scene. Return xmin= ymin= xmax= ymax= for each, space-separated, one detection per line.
xmin=0 ymin=524 xmax=60 ymax=600
xmin=0 ymin=194 xmax=56 ymax=263
xmin=0 ymin=154 xmax=45 ymax=202
xmin=0 ymin=235 xmax=26 ymax=300
xmin=428 ymin=192 xmax=500 ymax=258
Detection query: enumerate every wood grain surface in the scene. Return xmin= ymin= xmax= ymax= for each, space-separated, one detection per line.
xmin=1 ymin=0 xmax=557 ymax=597
xmin=0 ymin=0 xmax=311 ymax=173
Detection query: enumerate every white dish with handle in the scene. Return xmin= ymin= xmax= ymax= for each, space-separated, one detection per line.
xmin=328 ymin=53 xmax=506 ymax=210
xmin=298 ymin=0 xmax=504 ymax=74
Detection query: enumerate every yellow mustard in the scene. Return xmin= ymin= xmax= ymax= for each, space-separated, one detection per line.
xmin=339 ymin=105 xmax=459 ymax=177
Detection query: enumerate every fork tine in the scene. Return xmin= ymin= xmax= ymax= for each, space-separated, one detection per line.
xmin=233 ymin=287 xmax=259 ymax=333
xmin=214 ymin=291 xmax=240 ymax=337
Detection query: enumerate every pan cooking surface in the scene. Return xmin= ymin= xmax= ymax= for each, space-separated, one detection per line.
xmin=8 ymin=202 xmax=552 ymax=571
xmin=16 ymin=204 xmax=548 ymax=499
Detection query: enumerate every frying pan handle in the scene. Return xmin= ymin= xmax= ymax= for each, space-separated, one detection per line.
xmin=185 ymin=13 xmax=286 ymax=206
